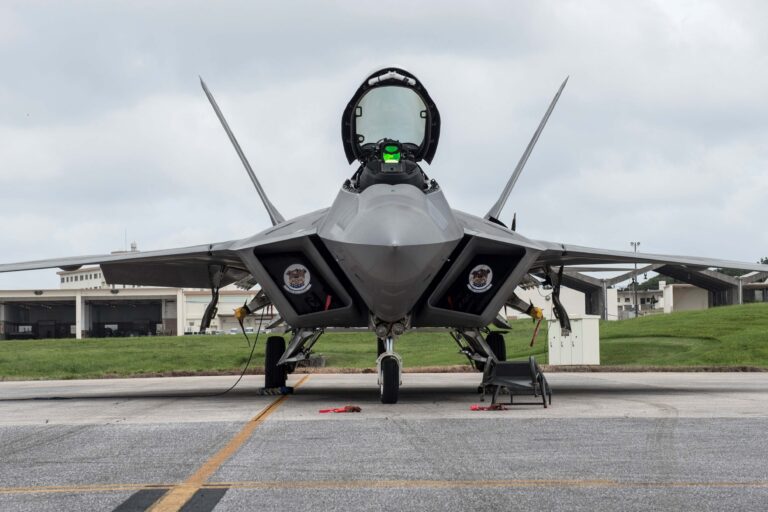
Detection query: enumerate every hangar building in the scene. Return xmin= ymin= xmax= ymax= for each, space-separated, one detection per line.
xmin=0 ymin=265 xmax=264 ymax=340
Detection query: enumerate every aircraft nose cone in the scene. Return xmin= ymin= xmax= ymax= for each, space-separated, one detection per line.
xmin=319 ymin=184 xmax=463 ymax=322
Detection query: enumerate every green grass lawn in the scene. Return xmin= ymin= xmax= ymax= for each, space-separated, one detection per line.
xmin=599 ymin=303 xmax=768 ymax=367
xmin=1 ymin=303 xmax=767 ymax=380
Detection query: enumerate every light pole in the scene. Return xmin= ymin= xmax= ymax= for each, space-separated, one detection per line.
xmin=630 ymin=241 xmax=640 ymax=317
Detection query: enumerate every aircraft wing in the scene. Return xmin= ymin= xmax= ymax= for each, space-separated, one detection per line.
xmin=0 ymin=241 xmax=250 ymax=289
xmin=531 ymin=240 xmax=768 ymax=273
xmin=0 ymin=208 xmax=335 ymax=306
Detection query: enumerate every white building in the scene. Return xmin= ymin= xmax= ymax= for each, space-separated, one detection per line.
xmin=508 ymin=285 xmax=619 ymax=322
xmin=0 ymin=260 xmax=269 ymax=339
xmin=616 ymin=280 xmax=666 ymax=318
xmin=616 ymin=277 xmax=768 ymax=317
xmin=662 ymin=284 xmax=708 ymax=313
xmin=58 ymin=266 xmax=109 ymax=290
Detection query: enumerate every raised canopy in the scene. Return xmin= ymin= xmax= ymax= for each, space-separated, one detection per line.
xmin=341 ymin=67 xmax=441 ymax=164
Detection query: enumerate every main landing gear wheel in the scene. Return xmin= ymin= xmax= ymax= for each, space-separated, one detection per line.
xmin=380 ymin=356 xmax=400 ymax=404
xmin=265 ymin=336 xmax=287 ymax=388
xmin=486 ymin=332 xmax=507 ymax=361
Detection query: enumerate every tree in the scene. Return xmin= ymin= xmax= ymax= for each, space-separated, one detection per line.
xmin=635 ymin=274 xmax=678 ymax=291
xmin=713 ymin=267 xmax=746 ymax=277
xmin=759 ymin=257 xmax=768 ymax=265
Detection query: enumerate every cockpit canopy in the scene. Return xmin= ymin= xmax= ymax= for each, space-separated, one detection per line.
xmin=356 ymin=86 xmax=426 ymax=149
xmin=341 ymin=68 xmax=441 ymax=164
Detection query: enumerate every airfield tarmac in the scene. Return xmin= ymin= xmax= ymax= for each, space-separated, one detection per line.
xmin=0 ymin=373 xmax=767 ymax=511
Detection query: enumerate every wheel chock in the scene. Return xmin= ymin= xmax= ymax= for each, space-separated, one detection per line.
xmin=254 ymin=386 xmax=294 ymax=396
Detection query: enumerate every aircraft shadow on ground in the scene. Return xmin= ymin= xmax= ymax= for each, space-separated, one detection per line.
xmin=2 ymin=383 xmax=762 ymax=402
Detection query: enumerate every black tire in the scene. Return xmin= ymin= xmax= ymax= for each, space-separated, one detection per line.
xmin=380 ymin=356 xmax=399 ymax=404
xmin=264 ymin=336 xmax=287 ymax=388
xmin=486 ymin=332 xmax=507 ymax=361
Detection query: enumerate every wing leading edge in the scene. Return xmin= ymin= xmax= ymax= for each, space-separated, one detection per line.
xmin=0 ymin=209 xmax=331 ymax=289
xmin=0 ymin=241 xmax=247 ymax=289
xmin=532 ymin=240 xmax=768 ymax=273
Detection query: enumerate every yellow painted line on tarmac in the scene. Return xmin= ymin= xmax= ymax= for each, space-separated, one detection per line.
xmin=0 ymin=483 xmax=169 ymax=495
xmin=148 ymin=375 xmax=310 ymax=512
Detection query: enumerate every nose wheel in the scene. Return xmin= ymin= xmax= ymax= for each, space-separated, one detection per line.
xmin=376 ymin=335 xmax=402 ymax=404
xmin=379 ymin=356 xmax=400 ymax=404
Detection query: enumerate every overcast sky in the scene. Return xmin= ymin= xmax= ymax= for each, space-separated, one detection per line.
xmin=1 ymin=0 xmax=767 ymax=289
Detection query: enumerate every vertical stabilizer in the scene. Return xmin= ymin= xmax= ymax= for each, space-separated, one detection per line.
xmin=200 ymin=77 xmax=285 ymax=226
xmin=484 ymin=77 xmax=568 ymax=223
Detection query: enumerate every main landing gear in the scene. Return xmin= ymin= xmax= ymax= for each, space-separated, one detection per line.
xmin=264 ymin=336 xmax=287 ymax=388
xmin=262 ymin=328 xmax=324 ymax=390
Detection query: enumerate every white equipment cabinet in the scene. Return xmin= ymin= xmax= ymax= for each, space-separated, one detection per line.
xmin=547 ymin=315 xmax=601 ymax=365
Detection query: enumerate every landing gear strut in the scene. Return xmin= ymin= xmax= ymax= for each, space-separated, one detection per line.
xmin=377 ymin=337 xmax=386 ymax=357
xmin=450 ymin=329 xmax=499 ymax=372
xmin=376 ymin=335 xmax=402 ymax=404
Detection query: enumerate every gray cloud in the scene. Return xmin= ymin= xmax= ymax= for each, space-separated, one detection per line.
xmin=1 ymin=0 xmax=767 ymax=289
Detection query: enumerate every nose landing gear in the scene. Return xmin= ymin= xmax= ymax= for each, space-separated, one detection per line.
xmin=376 ymin=335 xmax=402 ymax=404
xmin=373 ymin=318 xmax=407 ymax=404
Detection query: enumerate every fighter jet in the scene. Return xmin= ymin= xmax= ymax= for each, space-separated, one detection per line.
xmin=2 ymin=67 xmax=767 ymax=403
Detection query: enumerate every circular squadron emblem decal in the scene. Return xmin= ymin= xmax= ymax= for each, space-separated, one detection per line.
xmin=284 ymin=264 xmax=312 ymax=294
xmin=467 ymin=264 xmax=493 ymax=293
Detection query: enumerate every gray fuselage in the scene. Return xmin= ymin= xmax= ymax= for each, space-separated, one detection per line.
xmin=318 ymin=182 xmax=463 ymax=322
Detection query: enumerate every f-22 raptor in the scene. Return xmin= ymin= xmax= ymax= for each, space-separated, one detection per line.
xmin=3 ymin=67 xmax=767 ymax=403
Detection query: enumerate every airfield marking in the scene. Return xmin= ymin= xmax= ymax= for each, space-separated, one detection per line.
xmin=147 ymin=375 xmax=310 ymax=512
xmin=2 ymin=478 xmax=768 ymax=498
xmin=113 ymin=488 xmax=169 ymax=512
xmin=0 ymin=483 xmax=167 ymax=495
